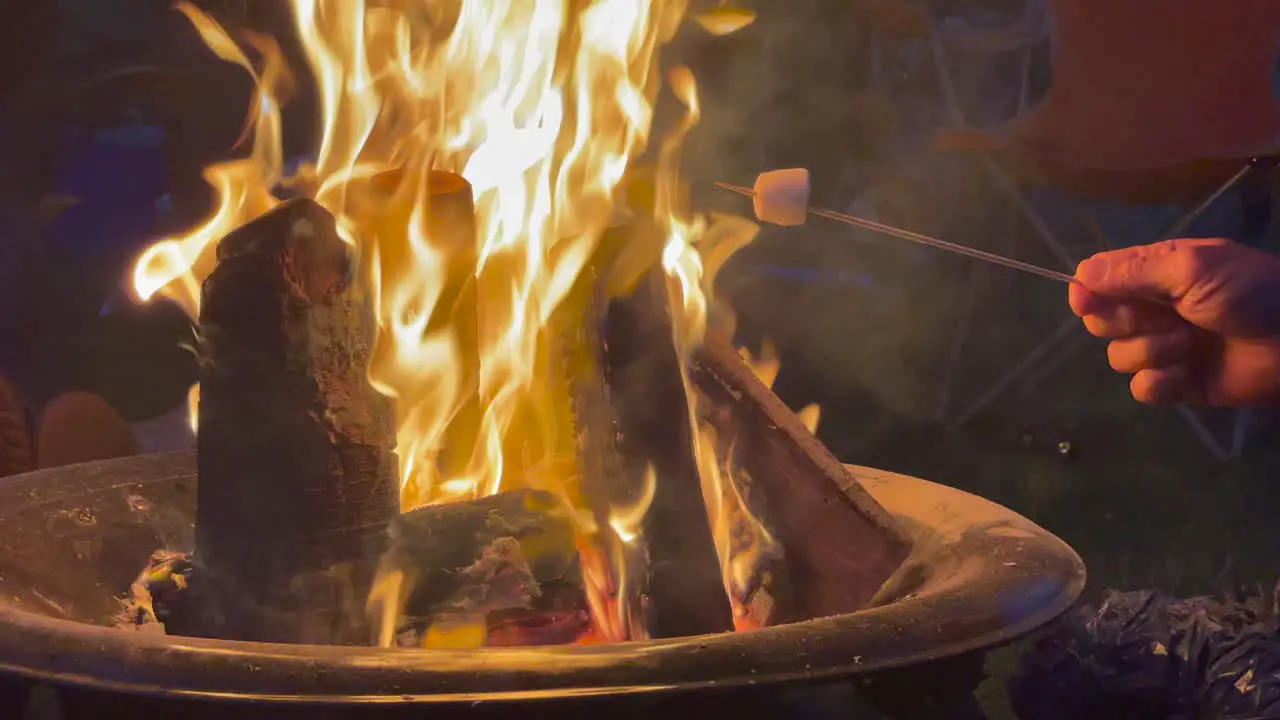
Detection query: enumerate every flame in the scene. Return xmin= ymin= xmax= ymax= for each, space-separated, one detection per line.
xmin=366 ymin=568 xmax=409 ymax=648
xmin=692 ymin=4 xmax=757 ymax=36
xmin=132 ymin=3 xmax=287 ymax=312
xmin=650 ymin=69 xmax=776 ymax=617
xmin=738 ymin=341 xmax=780 ymax=388
xmin=184 ymin=384 xmax=200 ymax=433
xmin=132 ymin=0 xmax=773 ymax=642
xmin=740 ymin=341 xmax=821 ymax=434
xmin=796 ymin=403 xmax=821 ymax=435
xmin=578 ymin=464 xmax=656 ymax=642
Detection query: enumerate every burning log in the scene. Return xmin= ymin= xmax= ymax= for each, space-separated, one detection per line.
xmin=192 ymin=197 xmax=400 ymax=644
xmin=374 ymin=488 xmax=589 ymax=647
xmin=140 ymin=486 xmax=590 ymax=647
xmin=602 ymin=267 xmax=737 ymax=638
xmin=691 ymin=332 xmax=913 ymax=623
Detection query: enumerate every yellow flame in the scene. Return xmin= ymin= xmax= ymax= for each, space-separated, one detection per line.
xmin=185 ymin=384 xmax=200 ymax=433
xmin=741 ymin=340 xmax=822 ymax=433
xmin=366 ymin=568 xmax=408 ymax=648
xmin=738 ymin=341 xmax=780 ymax=389
xmin=132 ymin=0 xmax=776 ymax=642
xmin=647 ymin=68 xmax=775 ymax=612
xmin=423 ymin=616 xmax=488 ymax=649
xmin=578 ymin=463 xmax=656 ymax=641
xmin=132 ymin=3 xmax=286 ymax=312
xmin=797 ymin=403 xmax=821 ymax=435
xmin=609 ymin=464 xmax=657 ymax=545
xmin=692 ymin=5 xmax=757 ymax=36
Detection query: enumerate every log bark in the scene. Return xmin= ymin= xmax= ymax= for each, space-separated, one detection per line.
xmin=691 ymin=332 xmax=913 ymax=622
xmin=194 ymin=197 xmax=399 ymax=643
xmin=603 ymin=268 xmax=736 ymax=638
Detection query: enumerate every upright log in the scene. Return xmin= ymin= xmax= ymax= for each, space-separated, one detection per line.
xmin=603 ymin=267 xmax=736 ymax=638
xmin=692 ymin=332 xmax=913 ymax=622
xmin=195 ymin=198 xmax=399 ymax=643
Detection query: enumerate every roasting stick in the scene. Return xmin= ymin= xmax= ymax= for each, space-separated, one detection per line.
xmin=715 ymin=178 xmax=1077 ymax=284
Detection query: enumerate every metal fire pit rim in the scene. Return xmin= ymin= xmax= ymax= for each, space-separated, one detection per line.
xmin=0 ymin=451 xmax=1086 ymax=703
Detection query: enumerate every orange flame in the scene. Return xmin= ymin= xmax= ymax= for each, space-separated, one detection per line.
xmin=133 ymin=1 xmax=768 ymax=642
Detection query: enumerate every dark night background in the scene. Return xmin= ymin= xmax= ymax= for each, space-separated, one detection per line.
xmin=1 ymin=1 xmax=1278 ymax=717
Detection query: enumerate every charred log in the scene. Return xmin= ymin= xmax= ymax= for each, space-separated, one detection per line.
xmin=138 ymin=488 xmax=589 ymax=647
xmin=193 ymin=198 xmax=399 ymax=643
xmin=603 ymin=267 xmax=736 ymax=638
xmin=377 ymin=488 xmax=587 ymax=645
xmin=691 ymin=332 xmax=913 ymax=622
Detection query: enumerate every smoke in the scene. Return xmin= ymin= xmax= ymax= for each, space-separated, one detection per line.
xmin=669 ymin=1 xmax=1060 ymax=425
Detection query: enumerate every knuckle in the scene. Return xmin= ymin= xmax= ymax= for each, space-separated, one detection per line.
xmin=1177 ymin=246 xmax=1215 ymax=288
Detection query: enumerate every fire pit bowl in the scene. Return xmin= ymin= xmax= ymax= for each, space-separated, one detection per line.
xmin=0 ymin=451 xmax=1083 ymax=709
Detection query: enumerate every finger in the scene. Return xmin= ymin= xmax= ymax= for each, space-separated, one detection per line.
xmin=1075 ymin=237 xmax=1229 ymax=301
xmin=1130 ymin=364 xmax=1192 ymax=405
xmin=1106 ymin=327 xmax=1194 ymax=373
xmin=1069 ymin=281 xmax=1115 ymax=317
xmin=1081 ymin=302 xmax=1184 ymax=339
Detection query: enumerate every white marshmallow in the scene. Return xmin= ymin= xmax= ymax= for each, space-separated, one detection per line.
xmin=752 ymin=168 xmax=810 ymax=227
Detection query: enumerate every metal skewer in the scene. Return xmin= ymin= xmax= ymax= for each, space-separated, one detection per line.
xmin=715 ymin=182 xmax=1077 ymax=284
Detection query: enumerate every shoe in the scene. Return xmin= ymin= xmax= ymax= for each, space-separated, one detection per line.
xmin=37 ymin=392 xmax=138 ymax=469
xmin=0 ymin=376 xmax=33 ymax=477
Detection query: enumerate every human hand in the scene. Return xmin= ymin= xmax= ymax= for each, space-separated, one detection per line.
xmin=1070 ymin=238 xmax=1280 ymax=406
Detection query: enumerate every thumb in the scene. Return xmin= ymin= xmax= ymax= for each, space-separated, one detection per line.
xmin=1075 ymin=238 xmax=1226 ymax=301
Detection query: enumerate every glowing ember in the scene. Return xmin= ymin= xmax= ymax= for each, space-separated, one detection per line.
xmin=132 ymin=0 xmax=771 ymax=643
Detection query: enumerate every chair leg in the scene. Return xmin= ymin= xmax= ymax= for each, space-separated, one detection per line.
xmin=948 ymin=316 xmax=1078 ymax=430
xmin=1229 ymin=409 xmax=1254 ymax=460
xmin=1175 ymin=405 xmax=1230 ymax=463
xmin=934 ymin=263 xmax=983 ymax=423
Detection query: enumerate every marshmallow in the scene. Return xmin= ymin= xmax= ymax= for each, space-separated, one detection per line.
xmin=752 ymin=168 xmax=810 ymax=227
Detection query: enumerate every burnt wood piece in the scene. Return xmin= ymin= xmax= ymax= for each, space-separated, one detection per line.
xmin=604 ymin=267 xmax=736 ymax=638
xmin=554 ymin=257 xmax=649 ymax=639
xmin=379 ymin=488 xmax=583 ymax=623
xmin=139 ymin=489 xmax=588 ymax=646
xmin=691 ymin=332 xmax=913 ymax=621
xmin=195 ymin=198 xmax=399 ymax=643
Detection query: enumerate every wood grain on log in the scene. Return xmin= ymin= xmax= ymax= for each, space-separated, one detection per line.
xmin=692 ymin=332 xmax=913 ymax=622
xmin=195 ymin=197 xmax=399 ymax=643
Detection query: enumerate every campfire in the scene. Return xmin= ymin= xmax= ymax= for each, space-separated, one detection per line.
xmin=126 ymin=0 xmax=913 ymax=647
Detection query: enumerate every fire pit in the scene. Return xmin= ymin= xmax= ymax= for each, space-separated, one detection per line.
xmin=0 ymin=3 xmax=1086 ymax=716
xmin=0 ymin=451 xmax=1081 ymax=716
xmin=0 ymin=199 xmax=1085 ymax=714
